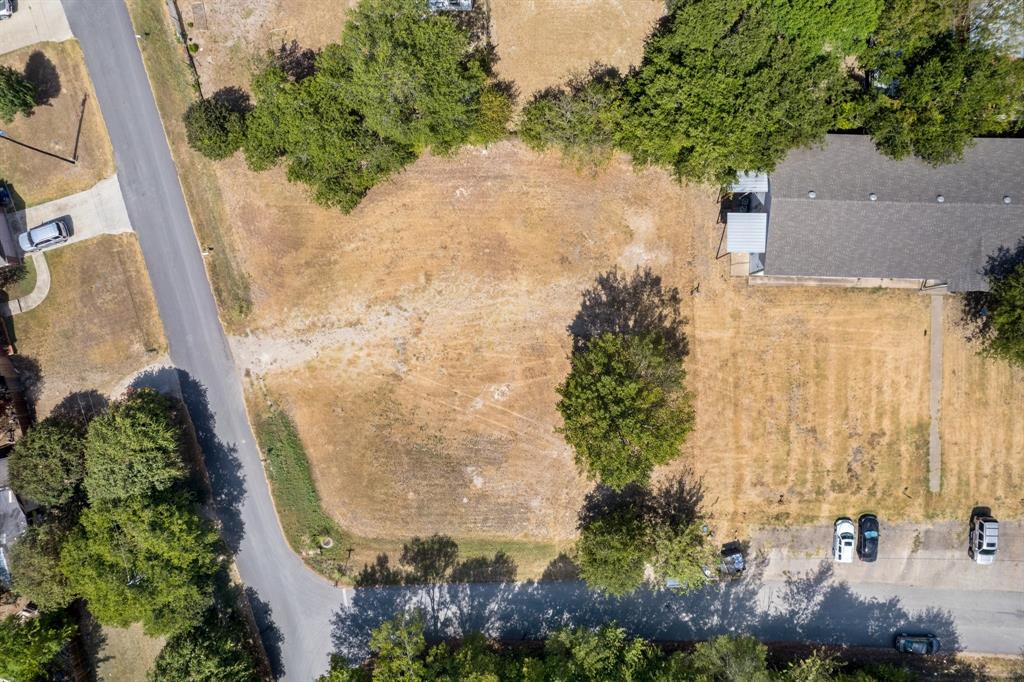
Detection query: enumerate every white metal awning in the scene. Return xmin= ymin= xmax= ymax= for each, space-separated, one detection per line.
xmin=730 ymin=172 xmax=769 ymax=194
xmin=726 ymin=212 xmax=767 ymax=253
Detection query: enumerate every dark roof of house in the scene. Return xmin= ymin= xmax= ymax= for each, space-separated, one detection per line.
xmin=764 ymin=135 xmax=1024 ymax=291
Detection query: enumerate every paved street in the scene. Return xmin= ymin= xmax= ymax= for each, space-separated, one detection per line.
xmin=60 ymin=1 xmax=1024 ymax=680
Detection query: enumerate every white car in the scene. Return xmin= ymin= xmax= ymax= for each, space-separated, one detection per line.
xmin=833 ymin=517 xmax=855 ymax=563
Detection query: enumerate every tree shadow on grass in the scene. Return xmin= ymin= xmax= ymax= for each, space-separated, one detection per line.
xmin=9 ymin=354 xmax=41 ymax=422
xmin=569 ymin=266 xmax=689 ymax=357
xmin=23 ymin=51 xmax=60 ymax=106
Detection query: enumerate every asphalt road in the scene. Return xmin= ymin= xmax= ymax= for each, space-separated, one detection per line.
xmin=60 ymin=2 xmax=1023 ymax=679
xmin=60 ymin=2 xmax=347 ymax=679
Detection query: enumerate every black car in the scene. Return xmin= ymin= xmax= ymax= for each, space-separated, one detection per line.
xmin=857 ymin=513 xmax=879 ymax=562
xmin=894 ymin=633 xmax=941 ymax=655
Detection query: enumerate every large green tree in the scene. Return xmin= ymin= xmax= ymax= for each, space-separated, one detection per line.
xmin=8 ymin=417 xmax=85 ymax=507
xmin=333 ymin=0 xmax=487 ymax=151
xmin=539 ymin=625 xmax=658 ymax=681
xmin=863 ymin=33 xmax=1024 ymax=164
xmin=980 ymin=261 xmax=1024 ymax=365
xmin=557 ymin=333 xmax=692 ymax=489
xmin=0 ymin=614 xmax=75 ymax=682
xmin=149 ymin=607 xmax=260 ymax=682
xmin=243 ymin=62 xmax=416 ymax=211
xmin=59 ymin=496 xmax=220 ymax=635
xmin=0 ymin=65 xmax=36 ymax=123
xmin=8 ymin=521 xmax=77 ymax=612
xmin=83 ymin=389 xmax=185 ymax=502
xmin=617 ymin=0 xmax=845 ymax=184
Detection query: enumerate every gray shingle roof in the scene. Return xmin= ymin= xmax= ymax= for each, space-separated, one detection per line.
xmin=764 ymin=135 xmax=1024 ymax=291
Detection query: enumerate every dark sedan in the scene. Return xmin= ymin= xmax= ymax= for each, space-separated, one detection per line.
xmin=895 ymin=633 xmax=941 ymax=655
xmin=857 ymin=513 xmax=879 ymax=562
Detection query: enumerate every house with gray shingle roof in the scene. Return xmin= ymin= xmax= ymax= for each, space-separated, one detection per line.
xmin=726 ymin=134 xmax=1024 ymax=291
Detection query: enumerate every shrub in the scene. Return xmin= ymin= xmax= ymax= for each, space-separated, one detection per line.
xmin=520 ymin=68 xmax=622 ymax=168
xmin=468 ymin=84 xmax=514 ymax=145
xmin=183 ymin=97 xmax=245 ymax=160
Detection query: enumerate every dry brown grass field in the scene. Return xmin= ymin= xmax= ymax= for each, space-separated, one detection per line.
xmin=12 ymin=235 xmax=166 ymax=417
xmin=134 ymin=0 xmax=1022 ymax=574
xmin=940 ymin=300 xmax=1024 ymax=519
xmin=0 ymin=40 xmax=114 ymax=206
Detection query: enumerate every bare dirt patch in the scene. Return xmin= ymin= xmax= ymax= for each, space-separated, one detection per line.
xmin=939 ymin=299 xmax=1024 ymax=519
xmin=0 ymin=40 xmax=114 ymax=206
xmin=489 ymin=0 xmax=663 ymax=100
xmin=12 ymin=235 xmax=166 ymax=417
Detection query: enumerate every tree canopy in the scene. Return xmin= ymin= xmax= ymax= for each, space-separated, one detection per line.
xmin=0 ymin=65 xmax=36 ymax=123
xmin=333 ymin=0 xmax=487 ymax=151
xmin=9 ymin=521 xmax=77 ymax=613
xmin=557 ymin=333 xmax=693 ymax=489
xmin=0 ymin=614 xmax=75 ymax=682
xmin=236 ymin=0 xmax=501 ymax=212
xmin=979 ymin=261 xmax=1024 ymax=365
xmin=9 ymin=417 xmax=85 ymax=507
xmin=83 ymin=389 xmax=185 ymax=502
xmin=59 ymin=495 xmax=220 ymax=635
xmin=575 ymin=501 xmax=650 ymax=595
xmin=317 ymin=617 xmax=917 ymax=681
xmin=148 ymin=606 xmax=261 ymax=682
xmin=616 ymin=0 xmax=847 ymax=184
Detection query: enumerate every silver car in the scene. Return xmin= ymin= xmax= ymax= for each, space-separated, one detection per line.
xmin=19 ymin=220 xmax=70 ymax=252
xmin=0 ymin=0 xmax=12 ymax=20
xmin=832 ymin=517 xmax=855 ymax=563
xmin=969 ymin=514 xmax=999 ymax=565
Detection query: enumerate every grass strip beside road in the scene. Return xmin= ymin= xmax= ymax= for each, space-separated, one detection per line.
xmin=249 ymin=395 xmax=354 ymax=581
xmin=125 ymin=0 xmax=252 ymax=329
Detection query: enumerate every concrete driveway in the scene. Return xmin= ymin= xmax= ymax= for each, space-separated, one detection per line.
xmin=0 ymin=0 xmax=73 ymax=55
xmin=11 ymin=174 xmax=132 ymax=253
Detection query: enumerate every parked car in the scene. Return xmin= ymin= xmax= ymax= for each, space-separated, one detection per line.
xmin=857 ymin=514 xmax=879 ymax=562
xmin=0 ymin=0 xmax=13 ymax=20
xmin=832 ymin=518 xmax=855 ymax=563
xmin=968 ymin=513 xmax=999 ymax=564
xmin=719 ymin=541 xmax=746 ymax=578
xmin=894 ymin=633 xmax=941 ymax=655
xmin=18 ymin=220 xmax=70 ymax=253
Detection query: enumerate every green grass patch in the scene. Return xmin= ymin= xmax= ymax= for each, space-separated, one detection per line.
xmin=250 ymin=401 xmax=352 ymax=581
xmin=125 ymin=0 xmax=252 ymax=329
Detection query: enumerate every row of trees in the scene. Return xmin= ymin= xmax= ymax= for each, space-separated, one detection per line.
xmin=184 ymin=0 xmax=512 ymax=211
xmin=317 ymin=613 xmax=927 ymax=681
xmin=3 ymin=389 xmax=260 ymax=681
xmin=521 ymin=0 xmax=1024 ymax=182
xmin=555 ymin=268 xmax=711 ymax=595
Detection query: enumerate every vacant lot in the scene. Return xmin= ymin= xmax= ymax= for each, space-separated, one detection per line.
xmin=230 ymin=142 xmax=708 ymax=543
xmin=0 ymin=40 xmax=114 ymax=206
xmin=12 ymin=235 xmax=166 ymax=417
